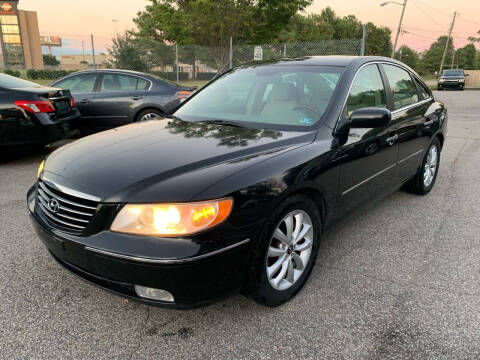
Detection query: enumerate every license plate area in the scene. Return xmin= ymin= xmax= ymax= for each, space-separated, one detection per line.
xmin=54 ymin=100 xmax=70 ymax=115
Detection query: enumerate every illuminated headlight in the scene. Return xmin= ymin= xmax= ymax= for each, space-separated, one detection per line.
xmin=37 ymin=160 xmax=45 ymax=178
xmin=459 ymin=79 xmax=465 ymax=83
xmin=439 ymin=79 xmax=445 ymax=83
xmin=110 ymin=198 xmax=233 ymax=236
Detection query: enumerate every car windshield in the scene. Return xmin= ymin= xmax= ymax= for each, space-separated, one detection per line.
xmin=0 ymin=74 xmax=41 ymax=89
xmin=174 ymin=65 xmax=344 ymax=129
xmin=442 ymin=70 xmax=464 ymax=77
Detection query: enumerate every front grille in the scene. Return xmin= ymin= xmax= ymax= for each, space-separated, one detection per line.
xmin=36 ymin=179 xmax=99 ymax=234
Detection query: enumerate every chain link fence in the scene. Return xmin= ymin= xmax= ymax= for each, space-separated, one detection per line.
xmin=0 ymin=39 xmax=362 ymax=84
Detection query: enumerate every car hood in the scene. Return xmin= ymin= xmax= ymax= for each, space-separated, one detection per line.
xmin=43 ymin=118 xmax=316 ymax=202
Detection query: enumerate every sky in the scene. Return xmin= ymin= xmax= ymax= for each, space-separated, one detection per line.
xmin=20 ymin=0 xmax=480 ymax=56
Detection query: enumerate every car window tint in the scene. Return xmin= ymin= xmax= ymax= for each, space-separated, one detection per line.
xmin=54 ymin=74 xmax=97 ymax=93
xmin=346 ymin=64 xmax=387 ymax=115
xmin=415 ymin=78 xmax=430 ymax=100
xmin=137 ymin=78 xmax=149 ymax=90
xmin=174 ymin=65 xmax=344 ymax=128
xmin=100 ymin=74 xmax=141 ymax=92
xmin=382 ymin=64 xmax=419 ymax=110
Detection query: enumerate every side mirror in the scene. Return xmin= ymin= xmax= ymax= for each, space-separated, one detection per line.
xmin=350 ymin=108 xmax=391 ymax=128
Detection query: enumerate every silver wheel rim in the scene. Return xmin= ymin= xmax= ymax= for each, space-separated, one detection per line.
xmin=266 ymin=210 xmax=313 ymax=291
xmin=423 ymin=145 xmax=438 ymax=188
xmin=141 ymin=113 xmax=159 ymax=121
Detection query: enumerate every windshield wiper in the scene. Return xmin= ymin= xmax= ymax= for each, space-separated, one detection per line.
xmin=195 ymin=119 xmax=245 ymax=128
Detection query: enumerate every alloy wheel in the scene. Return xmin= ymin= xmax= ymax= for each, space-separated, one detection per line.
xmin=266 ymin=210 xmax=313 ymax=291
xmin=141 ymin=113 xmax=159 ymax=121
xmin=424 ymin=145 xmax=438 ymax=188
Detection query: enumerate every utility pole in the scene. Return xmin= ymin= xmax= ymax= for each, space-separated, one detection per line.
xmin=392 ymin=0 xmax=407 ymax=58
xmin=438 ymin=11 xmax=457 ymax=76
xmin=91 ymin=34 xmax=96 ymax=69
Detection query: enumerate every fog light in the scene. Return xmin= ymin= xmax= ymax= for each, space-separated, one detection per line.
xmin=134 ymin=285 xmax=174 ymax=302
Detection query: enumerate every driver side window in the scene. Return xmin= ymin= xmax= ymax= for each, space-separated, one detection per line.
xmin=346 ymin=64 xmax=387 ymax=116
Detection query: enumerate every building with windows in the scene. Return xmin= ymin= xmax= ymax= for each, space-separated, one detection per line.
xmin=0 ymin=0 xmax=43 ymax=69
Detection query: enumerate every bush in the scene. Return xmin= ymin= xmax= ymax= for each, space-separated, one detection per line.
xmin=150 ymin=71 xmax=189 ymax=81
xmin=26 ymin=69 xmax=77 ymax=80
xmin=195 ymin=72 xmax=217 ymax=80
xmin=3 ymin=69 xmax=21 ymax=77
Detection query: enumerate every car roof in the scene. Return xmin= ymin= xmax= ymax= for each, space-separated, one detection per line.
xmin=68 ymin=69 xmax=151 ymax=77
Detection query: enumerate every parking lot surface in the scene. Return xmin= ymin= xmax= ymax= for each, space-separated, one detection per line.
xmin=1 ymin=90 xmax=479 ymax=359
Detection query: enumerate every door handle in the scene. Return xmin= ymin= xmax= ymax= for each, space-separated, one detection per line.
xmin=131 ymin=96 xmax=143 ymax=100
xmin=423 ymin=119 xmax=434 ymax=127
xmin=386 ymin=134 xmax=398 ymax=146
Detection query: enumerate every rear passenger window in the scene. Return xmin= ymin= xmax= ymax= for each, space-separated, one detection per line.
xmin=415 ymin=78 xmax=430 ymax=100
xmin=137 ymin=78 xmax=149 ymax=90
xmin=382 ymin=64 xmax=419 ymax=110
xmin=346 ymin=64 xmax=387 ymax=115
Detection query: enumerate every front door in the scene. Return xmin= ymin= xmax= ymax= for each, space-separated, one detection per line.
xmin=334 ymin=64 xmax=398 ymax=219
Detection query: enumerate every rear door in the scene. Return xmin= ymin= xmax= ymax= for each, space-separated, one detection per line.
xmin=381 ymin=64 xmax=433 ymax=184
xmin=92 ymin=73 xmax=149 ymax=128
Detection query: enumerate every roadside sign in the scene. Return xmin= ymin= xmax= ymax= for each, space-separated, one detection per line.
xmin=254 ymin=46 xmax=263 ymax=61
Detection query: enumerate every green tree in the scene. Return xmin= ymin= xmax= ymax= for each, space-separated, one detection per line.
xmin=455 ymin=43 xmax=477 ymax=69
xmin=42 ymin=54 xmax=59 ymax=66
xmin=417 ymin=36 xmax=454 ymax=75
xmin=109 ymin=33 xmax=149 ymax=72
xmin=134 ymin=0 xmax=312 ymax=71
xmin=394 ymin=45 xmax=419 ymax=70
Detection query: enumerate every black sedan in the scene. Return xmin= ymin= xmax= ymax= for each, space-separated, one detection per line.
xmin=27 ymin=56 xmax=447 ymax=308
xmin=50 ymin=69 xmax=195 ymax=134
xmin=0 ymin=74 xmax=79 ymax=155
xmin=437 ymin=69 xmax=467 ymax=90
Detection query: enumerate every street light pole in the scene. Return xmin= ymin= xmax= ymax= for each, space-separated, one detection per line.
xmin=381 ymin=0 xmax=408 ymax=58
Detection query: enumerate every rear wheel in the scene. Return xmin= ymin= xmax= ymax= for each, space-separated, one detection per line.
xmin=403 ymin=138 xmax=441 ymax=195
xmin=136 ymin=109 xmax=163 ymax=122
xmin=246 ymin=194 xmax=321 ymax=306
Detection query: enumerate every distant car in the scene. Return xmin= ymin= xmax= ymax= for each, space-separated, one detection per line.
xmin=438 ymin=69 xmax=467 ymax=90
xmin=50 ymin=69 xmax=195 ymax=134
xmin=0 ymin=74 xmax=79 ymax=155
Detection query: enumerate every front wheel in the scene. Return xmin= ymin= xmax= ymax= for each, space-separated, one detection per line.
xmin=403 ymin=138 xmax=441 ymax=195
xmin=246 ymin=194 xmax=321 ymax=306
xmin=136 ymin=109 xmax=163 ymax=122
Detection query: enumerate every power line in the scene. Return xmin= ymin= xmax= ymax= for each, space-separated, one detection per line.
xmin=413 ymin=0 xmax=451 ymax=17
xmin=411 ymin=0 xmax=447 ymax=30
xmin=401 ymin=30 xmax=437 ymax=41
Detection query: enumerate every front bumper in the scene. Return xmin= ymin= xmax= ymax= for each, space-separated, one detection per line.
xmin=27 ymin=187 xmax=254 ymax=308
xmin=438 ymin=81 xmax=463 ymax=88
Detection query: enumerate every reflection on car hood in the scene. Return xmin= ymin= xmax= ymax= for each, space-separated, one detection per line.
xmin=43 ymin=118 xmax=316 ymax=202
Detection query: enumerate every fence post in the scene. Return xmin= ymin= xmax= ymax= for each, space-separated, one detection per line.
xmin=175 ymin=44 xmax=179 ymax=84
xmin=229 ymin=37 xmax=233 ymax=69
xmin=361 ymin=25 xmax=366 ymax=56
xmin=283 ymin=44 xmax=286 ymax=57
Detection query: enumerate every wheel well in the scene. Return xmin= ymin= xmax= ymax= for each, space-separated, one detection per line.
xmin=290 ymin=188 xmax=327 ymax=231
xmin=135 ymin=107 xmax=164 ymax=121
xmin=436 ymin=133 xmax=444 ymax=149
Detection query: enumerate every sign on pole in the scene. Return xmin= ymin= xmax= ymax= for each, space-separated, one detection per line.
xmin=253 ymin=46 xmax=263 ymax=61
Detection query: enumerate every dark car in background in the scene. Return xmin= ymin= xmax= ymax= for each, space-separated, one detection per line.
xmin=50 ymin=69 xmax=195 ymax=134
xmin=0 ymin=74 xmax=79 ymax=155
xmin=28 ymin=56 xmax=447 ymax=308
xmin=438 ymin=69 xmax=467 ymax=90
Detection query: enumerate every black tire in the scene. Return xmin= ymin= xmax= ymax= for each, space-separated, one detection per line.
xmin=245 ymin=194 xmax=321 ymax=306
xmin=136 ymin=109 xmax=164 ymax=122
xmin=459 ymin=85 xmax=464 ymax=91
xmin=403 ymin=137 xmax=441 ymax=195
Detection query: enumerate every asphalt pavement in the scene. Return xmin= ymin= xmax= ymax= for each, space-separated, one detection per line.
xmin=0 ymin=90 xmax=479 ymax=359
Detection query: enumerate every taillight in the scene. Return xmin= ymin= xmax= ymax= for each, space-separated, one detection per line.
xmin=15 ymin=100 xmax=55 ymax=114
xmin=70 ymin=96 xmax=75 ymax=108
xmin=176 ymin=90 xmax=192 ymax=100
